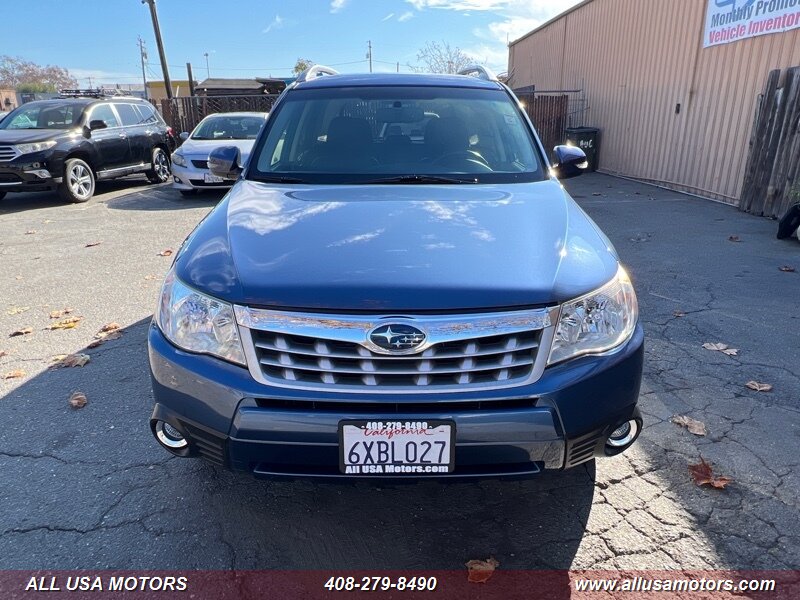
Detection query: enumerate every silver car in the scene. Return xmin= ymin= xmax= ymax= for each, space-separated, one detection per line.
xmin=171 ymin=112 xmax=268 ymax=196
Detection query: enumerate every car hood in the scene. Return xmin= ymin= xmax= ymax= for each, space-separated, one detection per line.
xmin=0 ymin=129 xmax=67 ymax=143
xmin=175 ymin=179 xmax=619 ymax=311
xmin=179 ymin=138 xmax=256 ymax=163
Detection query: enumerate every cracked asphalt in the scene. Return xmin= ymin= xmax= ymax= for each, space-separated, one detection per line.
xmin=0 ymin=173 xmax=798 ymax=574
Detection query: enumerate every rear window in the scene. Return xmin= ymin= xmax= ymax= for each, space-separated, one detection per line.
xmin=114 ymin=103 xmax=142 ymax=126
xmin=249 ymin=86 xmax=545 ymax=184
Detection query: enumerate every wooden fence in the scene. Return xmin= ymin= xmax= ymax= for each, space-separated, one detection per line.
xmin=740 ymin=66 xmax=800 ymax=218
xmin=515 ymin=90 xmax=586 ymax=160
xmin=158 ymin=95 xmax=279 ymax=135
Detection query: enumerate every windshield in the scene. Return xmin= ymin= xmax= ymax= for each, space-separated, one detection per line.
xmin=0 ymin=102 xmax=83 ymax=130
xmin=192 ymin=115 xmax=265 ymax=140
xmin=249 ymin=86 xmax=545 ymax=184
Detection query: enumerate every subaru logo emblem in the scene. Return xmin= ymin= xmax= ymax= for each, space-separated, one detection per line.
xmin=368 ymin=323 xmax=427 ymax=353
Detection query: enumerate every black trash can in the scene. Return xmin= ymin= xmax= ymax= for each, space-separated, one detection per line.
xmin=565 ymin=127 xmax=600 ymax=172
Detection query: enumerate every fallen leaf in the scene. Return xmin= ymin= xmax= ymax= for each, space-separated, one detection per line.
xmin=721 ymin=348 xmax=739 ymax=356
xmin=49 ymin=308 xmax=74 ymax=319
xmin=45 ymin=317 xmax=83 ymax=330
xmin=85 ymin=241 xmax=102 ymax=248
xmin=87 ymin=330 xmax=122 ymax=348
xmin=14 ymin=276 xmax=22 ymax=280
xmin=728 ymin=235 xmax=741 ymax=242
xmin=68 ymin=391 xmax=88 ymax=409
xmin=6 ymin=306 xmax=30 ymax=315
xmin=2 ymin=369 xmax=25 ymax=380
xmin=689 ymin=457 xmax=732 ymax=489
xmin=779 ymin=265 xmax=796 ymax=273
xmin=25 ymin=230 xmax=37 ymax=235
xmin=144 ymin=275 xmax=156 ymax=280
xmin=673 ymin=310 xmax=686 ymax=317
xmin=671 ymin=415 xmax=707 ymax=436
xmin=50 ymin=353 xmax=90 ymax=369
xmin=158 ymin=249 xmax=173 ymax=257
xmin=745 ymin=380 xmax=773 ymax=392
xmin=99 ymin=322 xmax=121 ymax=333
xmin=9 ymin=327 xmax=33 ymax=337
xmin=0 ymin=350 xmax=7 ymax=358
xmin=42 ymin=219 xmax=53 ymax=224
xmin=466 ymin=557 xmax=500 ymax=584
xmin=702 ymin=342 xmax=728 ymax=352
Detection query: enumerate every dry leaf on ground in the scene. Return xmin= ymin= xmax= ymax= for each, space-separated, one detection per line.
xmin=2 ymin=369 xmax=25 ymax=380
xmin=158 ymin=249 xmax=173 ymax=257
xmin=6 ymin=306 xmax=30 ymax=315
xmin=745 ymin=380 xmax=773 ymax=392
xmin=85 ymin=241 xmax=102 ymax=248
xmin=721 ymin=348 xmax=739 ymax=356
xmin=779 ymin=265 xmax=796 ymax=272
xmin=673 ymin=310 xmax=686 ymax=317
xmin=144 ymin=274 xmax=156 ymax=280
xmin=9 ymin=327 xmax=33 ymax=337
xmin=689 ymin=457 xmax=732 ymax=489
xmin=702 ymin=342 xmax=728 ymax=351
xmin=87 ymin=330 xmax=123 ymax=348
xmin=0 ymin=350 xmax=7 ymax=358
xmin=49 ymin=308 xmax=74 ymax=319
xmin=68 ymin=391 xmax=88 ymax=409
xmin=99 ymin=322 xmax=121 ymax=333
xmin=466 ymin=557 xmax=500 ymax=584
xmin=45 ymin=317 xmax=83 ymax=330
xmin=671 ymin=415 xmax=707 ymax=436
xmin=25 ymin=230 xmax=37 ymax=235
xmin=50 ymin=353 xmax=90 ymax=369
xmin=728 ymin=235 xmax=741 ymax=242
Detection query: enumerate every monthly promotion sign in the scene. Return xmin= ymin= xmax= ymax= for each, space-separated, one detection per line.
xmin=704 ymin=0 xmax=800 ymax=47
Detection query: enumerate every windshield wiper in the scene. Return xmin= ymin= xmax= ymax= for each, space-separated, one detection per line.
xmin=250 ymin=175 xmax=307 ymax=184
xmin=356 ymin=175 xmax=475 ymax=185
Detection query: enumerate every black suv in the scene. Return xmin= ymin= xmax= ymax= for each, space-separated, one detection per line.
xmin=0 ymin=91 xmax=175 ymax=203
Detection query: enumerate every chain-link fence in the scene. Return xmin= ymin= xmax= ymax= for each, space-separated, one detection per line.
xmin=158 ymin=95 xmax=279 ymax=135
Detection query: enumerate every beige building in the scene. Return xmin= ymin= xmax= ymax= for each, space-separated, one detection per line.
xmin=145 ymin=80 xmax=196 ymax=102
xmin=509 ymin=0 xmax=800 ymax=205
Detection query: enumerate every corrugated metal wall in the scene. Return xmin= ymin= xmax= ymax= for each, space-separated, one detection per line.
xmin=509 ymin=0 xmax=800 ymax=204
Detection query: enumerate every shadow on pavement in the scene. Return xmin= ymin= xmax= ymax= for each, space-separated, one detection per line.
xmin=105 ymin=187 xmax=226 ymax=211
xmin=0 ymin=316 xmax=594 ymax=587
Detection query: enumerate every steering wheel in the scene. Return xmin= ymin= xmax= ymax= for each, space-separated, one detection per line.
xmin=431 ymin=150 xmax=492 ymax=172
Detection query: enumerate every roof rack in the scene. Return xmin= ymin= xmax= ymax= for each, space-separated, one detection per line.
xmin=457 ymin=65 xmax=499 ymax=82
xmin=295 ymin=65 xmax=339 ymax=83
xmin=57 ymin=88 xmax=138 ymax=99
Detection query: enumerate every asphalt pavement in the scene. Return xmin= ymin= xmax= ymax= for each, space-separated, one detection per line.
xmin=0 ymin=173 xmax=798 ymax=572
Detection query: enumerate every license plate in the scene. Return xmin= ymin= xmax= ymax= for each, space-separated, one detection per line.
xmin=203 ymin=173 xmax=224 ymax=183
xmin=339 ymin=420 xmax=455 ymax=475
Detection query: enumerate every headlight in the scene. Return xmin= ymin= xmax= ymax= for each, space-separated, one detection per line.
xmin=548 ymin=266 xmax=638 ymax=365
xmin=171 ymin=151 xmax=187 ymax=167
xmin=157 ymin=268 xmax=246 ymax=366
xmin=15 ymin=141 xmax=57 ymax=155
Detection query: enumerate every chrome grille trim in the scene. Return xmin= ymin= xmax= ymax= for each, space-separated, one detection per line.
xmin=0 ymin=146 xmax=20 ymax=162
xmin=235 ymin=306 xmax=558 ymax=394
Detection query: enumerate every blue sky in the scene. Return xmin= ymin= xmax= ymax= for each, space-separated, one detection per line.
xmin=6 ymin=0 xmax=580 ymax=86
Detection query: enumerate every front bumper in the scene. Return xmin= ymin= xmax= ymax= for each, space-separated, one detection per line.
xmin=171 ymin=159 xmax=232 ymax=191
xmin=0 ymin=155 xmax=61 ymax=193
xmin=148 ymin=323 xmax=644 ymax=479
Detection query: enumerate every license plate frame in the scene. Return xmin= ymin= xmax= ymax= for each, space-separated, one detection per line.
xmin=338 ymin=420 xmax=456 ymax=476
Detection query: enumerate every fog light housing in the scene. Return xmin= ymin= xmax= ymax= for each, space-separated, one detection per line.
xmin=155 ymin=420 xmax=188 ymax=450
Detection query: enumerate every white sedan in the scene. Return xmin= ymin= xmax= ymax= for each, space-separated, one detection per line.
xmin=171 ymin=112 xmax=268 ymax=196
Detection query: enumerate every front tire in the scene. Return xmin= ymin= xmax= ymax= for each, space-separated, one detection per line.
xmin=58 ymin=159 xmax=95 ymax=203
xmin=146 ymin=147 xmax=171 ymax=184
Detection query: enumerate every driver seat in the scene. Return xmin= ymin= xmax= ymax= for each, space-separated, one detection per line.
xmin=424 ymin=117 xmax=469 ymax=158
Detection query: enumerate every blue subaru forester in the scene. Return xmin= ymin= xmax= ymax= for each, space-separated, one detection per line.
xmin=148 ymin=65 xmax=643 ymax=478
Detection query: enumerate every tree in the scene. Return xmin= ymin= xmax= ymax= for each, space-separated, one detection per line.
xmin=293 ymin=58 xmax=315 ymax=75
xmin=410 ymin=41 xmax=474 ymax=74
xmin=0 ymin=56 xmax=77 ymax=92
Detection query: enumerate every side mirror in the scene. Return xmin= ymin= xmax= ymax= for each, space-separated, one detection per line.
xmin=179 ymin=131 xmax=189 ymax=141
xmin=551 ymin=145 xmax=589 ymax=180
xmin=208 ymin=146 xmax=243 ymax=180
xmin=89 ymin=119 xmax=108 ymax=131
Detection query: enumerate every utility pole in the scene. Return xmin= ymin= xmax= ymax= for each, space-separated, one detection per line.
xmin=87 ymin=76 xmax=93 ymax=88
xmin=138 ymin=36 xmax=149 ymax=100
xmin=396 ymin=61 xmax=399 ymax=73
xmin=204 ymin=52 xmax=210 ymax=78
xmin=186 ymin=63 xmax=196 ymax=96
xmin=141 ymin=0 xmax=173 ymax=100
xmin=367 ymin=40 xmax=372 ymax=73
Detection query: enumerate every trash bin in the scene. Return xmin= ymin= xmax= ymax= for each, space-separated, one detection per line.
xmin=565 ymin=127 xmax=600 ymax=172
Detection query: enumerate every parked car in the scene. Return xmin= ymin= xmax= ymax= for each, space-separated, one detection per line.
xmin=0 ymin=92 xmax=175 ymax=203
xmin=149 ymin=66 xmax=643 ymax=479
xmin=170 ymin=112 xmax=268 ymax=196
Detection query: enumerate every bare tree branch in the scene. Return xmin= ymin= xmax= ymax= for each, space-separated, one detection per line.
xmin=408 ymin=41 xmax=475 ymax=74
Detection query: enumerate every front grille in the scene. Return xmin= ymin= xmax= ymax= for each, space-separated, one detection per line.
xmin=191 ymin=159 xmax=208 ymax=169
xmin=248 ymin=327 xmax=545 ymax=391
xmin=255 ymin=397 xmax=537 ymax=413
xmin=0 ymin=145 xmax=19 ymax=162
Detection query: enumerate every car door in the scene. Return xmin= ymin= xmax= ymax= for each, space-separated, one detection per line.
xmin=134 ymin=103 xmax=170 ymax=153
xmin=86 ymin=103 xmax=132 ymax=170
xmin=113 ymin=103 xmax=150 ymax=165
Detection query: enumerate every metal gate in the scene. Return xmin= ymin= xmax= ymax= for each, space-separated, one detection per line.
xmin=513 ymin=88 xmax=588 ymax=159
